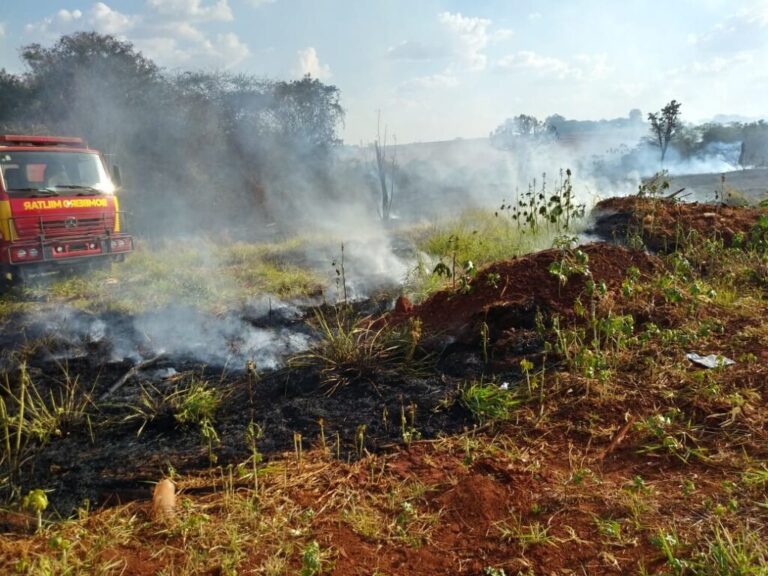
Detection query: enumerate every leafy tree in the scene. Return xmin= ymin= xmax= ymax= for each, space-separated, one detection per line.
xmin=490 ymin=114 xmax=554 ymax=149
xmin=0 ymin=33 xmax=348 ymax=234
xmin=271 ymin=75 xmax=344 ymax=150
xmin=0 ymin=70 xmax=34 ymax=131
xmin=648 ymin=100 xmax=682 ymax=165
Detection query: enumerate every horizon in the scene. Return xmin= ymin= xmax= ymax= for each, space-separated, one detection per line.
xmin=1 ymin=0 xmax=767 ymax=144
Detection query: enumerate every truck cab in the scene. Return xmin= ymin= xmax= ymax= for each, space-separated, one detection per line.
xmin=0 ymin=135 xmax=133 ymax=283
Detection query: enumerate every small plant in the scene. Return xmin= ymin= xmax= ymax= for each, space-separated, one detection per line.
xmin=651 ymin=529 xmax=687 ymax=575
xmin=171 ymin=378 xmax=222 ymax=463
xmin=299 ymin=541 xmax=322 ymax=576
xmin=292 ymin=308 xmax=415 ymax=393
xmin=460 ymin=381 xmax=522 ymax=424
xmin=400 ymin=403 xmax=421 ymax=447
xmin=22 ymin=488 xmax=48 ymax=532
xmin=636 ymin=410 xmax=706 ymax=463
xmin=595 ymin=517 xmax=622 ymax=542
xmin=496 ymin=515 xmax=557 ymax=550
xmin=237 ymin=421 xmax=264 ymax=491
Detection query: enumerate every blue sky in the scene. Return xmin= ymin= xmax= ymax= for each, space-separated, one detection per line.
xmin=0 ymin=0 xmax=766 ymax=143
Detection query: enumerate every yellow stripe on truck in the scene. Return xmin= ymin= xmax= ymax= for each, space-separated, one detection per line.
xmin=0 ymin=200 xmax=15 ymax=241
xmin=113 ymin=195 xmax=121 ymax=232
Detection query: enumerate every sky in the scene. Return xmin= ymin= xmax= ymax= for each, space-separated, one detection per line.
xmin=0 ymin=0 xmax=766 ymax=144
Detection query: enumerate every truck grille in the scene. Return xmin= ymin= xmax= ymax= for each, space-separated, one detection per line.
xmin=13 ymin=214 xmax=115 ymax=239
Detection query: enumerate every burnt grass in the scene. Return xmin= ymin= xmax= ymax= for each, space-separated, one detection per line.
xmin=0 ymin=303 xmax=477 ymax=517
xmin=0 ymin=242 xmax=670 ymax=516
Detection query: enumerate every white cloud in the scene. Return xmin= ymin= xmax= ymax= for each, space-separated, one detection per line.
xmin=694 ymin=2 xmax=768 ymax=52
xmin=386 ymin=40 xmax=447 ymax=61
xmin=0 ymin=22 xmax=5 ymax=39
xmin=528 ymin=12 xmax=542 ymax=21
xmin=245 ymin=0 xmax=275 ymax=6
xmin=438 ymin=11 xmax=491 ymax=71
xmin=145 ymin=0 xmax=233 ymax=22
xmin=296 ymin=47 xmax=331 ymax=79
xmin=496 ymin=51 xmax=580 ymax=79
xmin=669 ymin=52 xmax=754 ymax=76
xmin=90 ymin=3 xmax=138 ymax=35
xmin=24 ymin=2 xmax=250 ymax=69
xmin=25 ymin=4 xmax=136 ymax=37
xmin=491 ymin=28 xmax=514 ymax=42
xmin=25 ymin=9 xmax=84 ymax=36
xmin=401 ymin=72 xmax=459 ymax=91
xmin=495 ymin=51 xmax=612 ymax=81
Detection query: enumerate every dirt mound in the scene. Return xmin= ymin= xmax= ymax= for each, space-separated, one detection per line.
xmin=398 ymin=243 xmax=659 ymax=346
xmin=591 ymin=196 xmax=768 ymax=252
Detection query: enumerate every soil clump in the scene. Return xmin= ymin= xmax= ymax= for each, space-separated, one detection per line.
xmin=591 ymin=196 xmax=768 ymax=252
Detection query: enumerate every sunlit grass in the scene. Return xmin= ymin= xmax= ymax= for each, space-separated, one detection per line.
xmin=404 ymin=208 xmax=581 ymax=300
xmin=3 ymin=237 xmax=325 ymax=316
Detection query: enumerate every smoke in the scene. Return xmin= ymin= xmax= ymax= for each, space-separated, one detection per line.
xmin=7 ymin=33 xmax=768 ymax=376
xmin=18 ymin=302 xmax=313 ymax=371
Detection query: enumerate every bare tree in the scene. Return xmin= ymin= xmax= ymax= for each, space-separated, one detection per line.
xmin=373 ymin=112 xmax=396 ymax=221
xmin=648 ymin=100 xmax=682 ymax=165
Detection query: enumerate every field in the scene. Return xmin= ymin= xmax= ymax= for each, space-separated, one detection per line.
xmin=0 ymin=189 xmax=767 ymax=575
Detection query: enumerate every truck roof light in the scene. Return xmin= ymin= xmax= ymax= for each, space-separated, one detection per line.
xmin=0 ymin=135 xmax=86 ymax=148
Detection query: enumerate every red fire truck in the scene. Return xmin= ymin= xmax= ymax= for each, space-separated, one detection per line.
xmin=0 ymin=135 xmax=133 ymax=283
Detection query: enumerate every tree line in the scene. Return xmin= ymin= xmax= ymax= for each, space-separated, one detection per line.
xmin=0 ymin=32 xmax=345 ymax=235
xmin=491 ymin=104 xmax=768 ymax=170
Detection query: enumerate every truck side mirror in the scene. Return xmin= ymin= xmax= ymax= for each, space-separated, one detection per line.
xmin=112 ymin=164 xmax=122 ymax=188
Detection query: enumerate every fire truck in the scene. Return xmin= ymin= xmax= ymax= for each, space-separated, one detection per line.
xmin=0 ymin=135 xmax=133 ymax=283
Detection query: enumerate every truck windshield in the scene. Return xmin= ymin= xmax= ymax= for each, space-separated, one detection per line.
xmin=0 ymin=151 xmax=114 ymax=196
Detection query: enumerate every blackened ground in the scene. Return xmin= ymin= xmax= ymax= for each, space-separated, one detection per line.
xmin=1 ymin=303 xmax=475 ymax=517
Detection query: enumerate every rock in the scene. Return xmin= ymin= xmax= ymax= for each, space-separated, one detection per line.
xmin=394 ymin=295 xmax=413 ymax=314
xmin=152 ymin=479 xmax=176 ymax=522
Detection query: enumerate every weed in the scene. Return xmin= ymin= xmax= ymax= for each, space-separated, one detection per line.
xmin=400 ymin=403 xmax=421 ymax=447
xmin=162 ymin=378 xmax=223 ymax=463
xmin=299 ymin=541 xmax=322 ymax=576
xmin=496 ymin=515 xmax=557 ymax=550
xmin=22 ymin=489 xmax=48 ymax=532
xmin=691 ymin=522 xmax=767 ymax=574
xmin=0 ymin=361 xmax=93 ymax=498
xmin=460 ymin=380 xmax=523 ymax=424
xmin=636 ymin=409 xmax=706 ymax=463
xmin=652 ymin=529 xmax=687 ymax=575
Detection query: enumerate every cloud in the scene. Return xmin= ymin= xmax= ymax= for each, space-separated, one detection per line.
xmin=496 ymin=51 xmax=580 ymax=79
xmin=528 ymin=12 xmax=542 ymax=21
xmin=24 ymin=2 xmax=250 ymax=69
xmin=401 ymin=72 xmax=459 ymax=91
xmin=25 ymin=9 xmax=85 ymax=36
xmin=245 ymin=0 xmax=276 ymax=6
xmin=495 ymin=51 xmax=612 ymax=81
xmin=491 ymin=28 xmax=514 ymax=42
xmin=296 ymin=47 xmax=331 ymax=79
xmin=145 ymin=0 xmax=233 ymax=22
xmin=0 ymin=22 xmax=5 ymax=39
xmin=386 ymin=40 xmax=448 ymax=61
xmin=669 ymin=52 xmax=754 ymax=76
xmin=438 ymin=11 xmax=491 ymax=71
xmin=90 ymin=2 xmax=138 ymax=35
xmin=694 ymin=2 xmax=768 ymax=53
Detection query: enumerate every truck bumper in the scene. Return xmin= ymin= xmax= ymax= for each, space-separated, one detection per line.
xmin=3 ymin=233 xmax=134 ymax=267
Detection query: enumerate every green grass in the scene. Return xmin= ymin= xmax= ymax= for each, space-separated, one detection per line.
xmin=1 ymin=238 xmax=325 ymax=316
xmin=404 ymin=208 xmax=583 ymax=301
xmin=460 ymin=380 xmax=524 ymax=425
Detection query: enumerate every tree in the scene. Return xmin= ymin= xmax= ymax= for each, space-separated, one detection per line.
xmin=271 ymin=75 xmax=344 ymax=150
xmin=647 ymin=100 xmax=682 ymax=165
xmin=490 ymin=114 xmax=555 ymax=149
xmin=0 ymin=70 xmax=35 ymax=132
